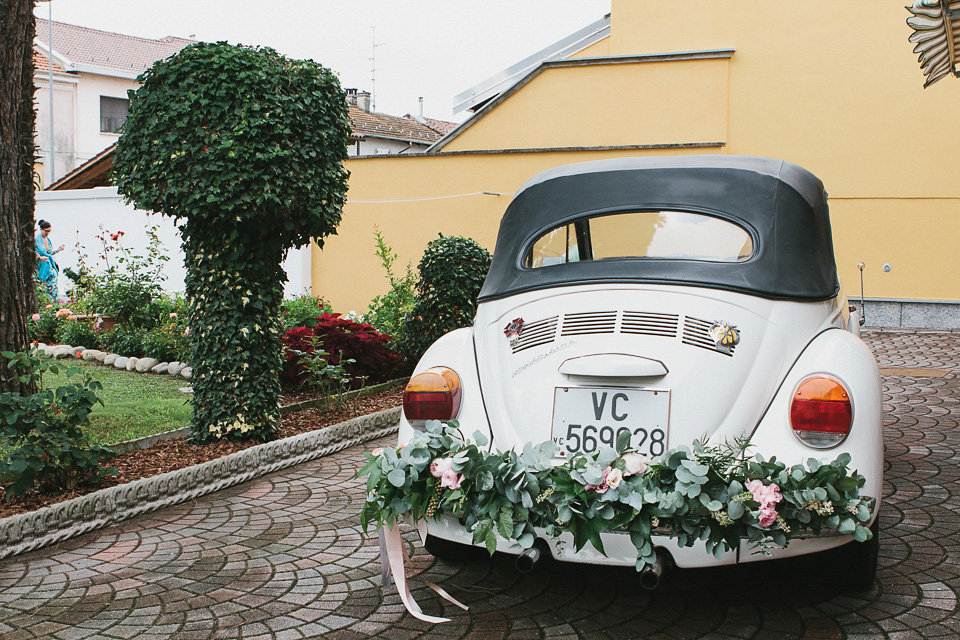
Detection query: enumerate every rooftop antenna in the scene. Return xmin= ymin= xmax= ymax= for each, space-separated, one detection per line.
xmin=370 ymin=26 xmax=384 ymax=112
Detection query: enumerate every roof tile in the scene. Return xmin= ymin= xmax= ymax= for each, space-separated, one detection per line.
xmin=348 ymin=106 xmax=445 ymax=144
xmin=32 ymin=50 xmax=65 ymax=74
xmin=35 ymin=18 xmax=194 ymax=75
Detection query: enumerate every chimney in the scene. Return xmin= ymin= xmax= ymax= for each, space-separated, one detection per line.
xmin=357 ymin=91 xmax=372 ymax=112
xmin=345 ymin=88 xmax=359 ymax=107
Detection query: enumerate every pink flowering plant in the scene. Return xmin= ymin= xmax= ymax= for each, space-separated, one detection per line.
xmin=359 ymin=422 xmax=875 ymax=571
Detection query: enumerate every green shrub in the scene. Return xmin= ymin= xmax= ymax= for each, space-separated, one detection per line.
xmin=398 ymin=235 xmax=491 ymax=365
xmin=68 ymin=226 xmax=169 ymax=330
xmin=99 ymin=326 xmax=147 ymax=358
xmin=281 ymin=294 xmax=333 ymax=331
xmin=0 ymin=350 xmax=115 ymax=498
xmin=291 ymin=335 xmax=354 ymax=408
xmin=28 ymin=304 xmax=61 ymax=344
xmin=112 ymin=42 xmax=351 ymax=443
xmin=54 ymin=318 xmax=100 ymax=349
xmin=83 ymin=274 xmax=158 ymax=329
xmin=142 ymin=325 xmax=189 ymax=362
xmin=365 ymin=227 xmax=416 ymax=346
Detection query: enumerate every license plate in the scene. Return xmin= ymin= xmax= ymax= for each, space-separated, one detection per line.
xmin=551 ymin=387 xmax=670 ymax=459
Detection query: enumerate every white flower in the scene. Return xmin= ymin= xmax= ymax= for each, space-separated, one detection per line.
xmin=621 ymin=452 xmax=649 ymax=477
xmin=604 ymin=467 xmax=623 ymax=489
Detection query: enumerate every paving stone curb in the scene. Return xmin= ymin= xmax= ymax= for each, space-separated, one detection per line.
xmin=0 ymin=406 xmax=400 ymax=561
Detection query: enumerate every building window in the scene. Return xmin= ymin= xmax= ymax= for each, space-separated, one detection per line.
xmin=100 ymin=96 xmax=129 ymax=133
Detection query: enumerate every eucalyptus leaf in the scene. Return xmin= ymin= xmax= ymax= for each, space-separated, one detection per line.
xmin=387 ymin=469 xmax=406 ymax=488
xmin=699 ymin=494 xmax=723 ymax=511
xmin=728 ymin=501 xmax=744 ymax=520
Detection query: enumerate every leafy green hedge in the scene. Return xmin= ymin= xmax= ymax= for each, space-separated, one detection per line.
xmin=113 ymin=42 xmax=350 ymax=443
xmin=399 ymin=235 xmax=491 ymax=365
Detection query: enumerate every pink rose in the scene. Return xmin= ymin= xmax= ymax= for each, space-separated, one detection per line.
xmin=31 ymin=313 xmax=40 ymax=322
xmin=430 ymin=457 xmax=453 ymax=478
xmin=758 ymin=505 xmax=778 ymax=528
xmin=746 ymin=480 xmax=782 ymax=506
xmin=45 ymin=304 xmax=53 ymax=309
xmin=169 ymin=312 xmax=178 ymax=319
xmin=440 ymin=469 xmax=463 ymax=490
xmin=604 ymin=467 xmax=623 ymax=490
xmin=585 ymin=481 xmax=609 ymax=494
xmin=621 ymin=453 xmax=649 ymax=477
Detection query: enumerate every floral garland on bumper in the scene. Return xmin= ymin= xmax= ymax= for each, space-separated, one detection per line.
xmin=358 ymin=420 xmax=874 ymax=620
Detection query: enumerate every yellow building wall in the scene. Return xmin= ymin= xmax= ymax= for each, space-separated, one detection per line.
xmin=315 ymin=147 xmax=721 ymax=312
xmin=603 ymin=0 xmax=960 ymax=302
xmin=443 ymin=59 xmax=729 ymax=151
xmin=33 ymin=160 xmax=44 ymax=190
xmin=831 ymin=199 xmax=960 ymax=302
xmin=315 ymin=0 xmax=960 ymax=311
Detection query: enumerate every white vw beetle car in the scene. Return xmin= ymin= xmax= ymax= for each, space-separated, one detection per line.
xmin=398 ymin=155 xmax=882 ymax=585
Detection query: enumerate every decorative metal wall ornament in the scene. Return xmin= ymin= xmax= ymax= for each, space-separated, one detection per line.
xmin=906 ymin=0 xmax=960 ymax=88
xmin=709 ymin=320 xmax=740 ymax=354
xmin=503 ymin=317 xmax=524 ymax=346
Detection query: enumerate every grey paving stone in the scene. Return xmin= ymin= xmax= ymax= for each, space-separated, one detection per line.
xmin=1 ymin=329 xmax=960 ymax=638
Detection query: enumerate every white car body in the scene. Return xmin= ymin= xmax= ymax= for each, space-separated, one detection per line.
xmin=399 ymin=156 xmax=883 ymax=571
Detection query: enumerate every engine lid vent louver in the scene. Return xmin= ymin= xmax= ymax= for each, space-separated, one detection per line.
xmin=621 ymin=311 xmax=679 ymax=337
xmin=560 ymin=311 xmax=618 ymax=336
xmin=506 ymin=311 xmax=734 ymax=357
xmin=682 ymin=316 xmax=737 ymax=356
xmin=510 ymin=315 xmax=559 ymax=353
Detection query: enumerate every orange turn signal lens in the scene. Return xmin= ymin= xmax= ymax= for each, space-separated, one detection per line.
xmin=790 ymin=375 xmax=853 ymax=449
xmin=403 ymin=367 xmax=462 ymax=424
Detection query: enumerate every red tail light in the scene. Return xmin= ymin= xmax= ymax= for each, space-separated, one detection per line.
xmin=403 ymin=367 xmax=462 ymax=424
xmin=790 ymin=375 xmax=852 ymax=449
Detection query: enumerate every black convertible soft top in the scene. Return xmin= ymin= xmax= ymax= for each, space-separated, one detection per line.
xmin=477 ymin=155 xmax=839 ymax=303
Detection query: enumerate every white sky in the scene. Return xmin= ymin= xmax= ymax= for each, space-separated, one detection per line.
xmin=35 ymin=0 xmax=611 ymax=123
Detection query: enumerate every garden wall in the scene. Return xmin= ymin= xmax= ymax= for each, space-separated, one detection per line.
xmin=34 ymin=187 xmax=311 ymax=299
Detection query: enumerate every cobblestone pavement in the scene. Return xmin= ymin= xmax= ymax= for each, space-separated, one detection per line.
xmin=1 ymin=330 xmax=959 ymax=639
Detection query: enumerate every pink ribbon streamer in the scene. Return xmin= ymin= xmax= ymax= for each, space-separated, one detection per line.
xmin=379 ymin=523 xmax=469 ymax=623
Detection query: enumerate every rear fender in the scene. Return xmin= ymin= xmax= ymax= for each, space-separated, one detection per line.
xmin=398 ymin=328 xmax=491 ymax=446
xmin=747 ymin=328 xmax=883 ymax=514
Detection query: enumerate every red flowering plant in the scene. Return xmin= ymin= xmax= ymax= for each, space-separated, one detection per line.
xmin=281 ymin=312 xmax=402 ymax=389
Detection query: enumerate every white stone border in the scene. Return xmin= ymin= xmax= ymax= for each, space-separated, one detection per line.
xmin=0 ymin=407 xmax=400 ymax=560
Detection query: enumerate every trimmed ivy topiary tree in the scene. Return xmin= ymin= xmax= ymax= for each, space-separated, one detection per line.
xmin=398 ymin=234 xmax=491 ymax=366
xmin=112 ymin=42 xmax=350 ymax=443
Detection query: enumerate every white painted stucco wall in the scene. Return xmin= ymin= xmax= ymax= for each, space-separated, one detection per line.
xmin=34 ymin=187 xmax=311 ymax=300
xmin=33 ymin=72 xmax=78 ymax=186
xmin=74 ymin=74 xmax=135 ymax=165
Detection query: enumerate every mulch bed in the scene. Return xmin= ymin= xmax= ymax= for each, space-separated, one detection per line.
xmin=0 ymin=387 xmax=402 ymax=520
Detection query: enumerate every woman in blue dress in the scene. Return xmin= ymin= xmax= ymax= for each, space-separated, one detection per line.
xmin=35 ymin=219 xmax=64 ymax=299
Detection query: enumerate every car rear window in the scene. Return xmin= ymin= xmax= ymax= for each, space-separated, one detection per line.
xmin=525 ymin=210 xmax=753 ymax=268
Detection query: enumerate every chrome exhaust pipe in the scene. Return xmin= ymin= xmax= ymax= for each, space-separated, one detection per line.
xmin=515 ymin=546 xmax=542 ymax=573
xmin=639 ymin=551 xmax=667 ymax=590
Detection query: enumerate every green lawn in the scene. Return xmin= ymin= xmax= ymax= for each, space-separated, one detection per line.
xmin=44 ymin=360 xmax=192 ymax=445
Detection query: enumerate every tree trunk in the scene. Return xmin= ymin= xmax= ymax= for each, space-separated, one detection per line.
xmin=0 ymin=0 xmax=38 ymax=394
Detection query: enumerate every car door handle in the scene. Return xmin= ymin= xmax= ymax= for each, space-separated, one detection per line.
xmin=559 ymin=354 xmax=668 ymax=378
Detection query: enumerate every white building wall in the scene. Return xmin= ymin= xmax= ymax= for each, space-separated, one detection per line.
xmin=33 ymin=72 xmax=78 ymax=185
xmin=74 ymin=74 xmax=137 ymax=165
xmin=34 ymin=187 xmax=311 ymax=301
xmin=349 ymin=137 xmax=430 ymax=156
